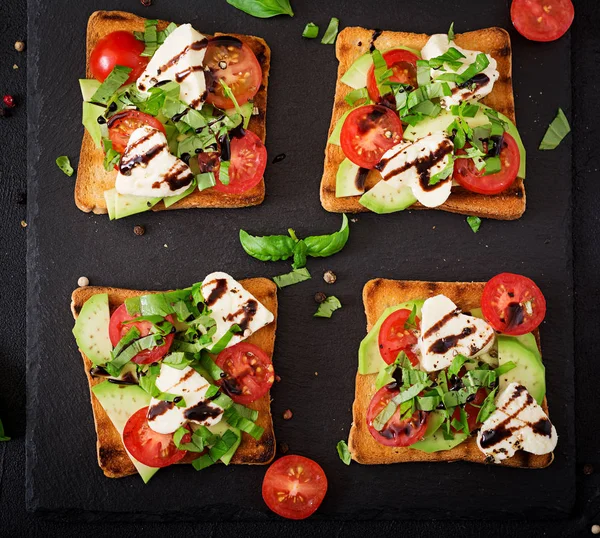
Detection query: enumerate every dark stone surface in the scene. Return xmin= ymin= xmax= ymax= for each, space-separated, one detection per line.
xmin=0 ymin=0 xmax=598 ymax=535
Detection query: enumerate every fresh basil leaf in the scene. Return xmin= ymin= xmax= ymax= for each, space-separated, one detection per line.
xmin=405 ymin=305 xmax=417 ymax=329
xmin=436 ymin=53 xmax=489 ymax=85
xmin=219 ymin=161 xmax=231 ymax=186
xmin=373 ymin=400 xmax=397 ymax=431
xmin=450 ymin=102 xmax=480 ymax=118
xmin=539 ymin=108 xmax=570 ymax=150
xmin=448 ymin=354 xmax=470 ymax=377
xmin=111 ymin=326 xmax=141 ymax=360
xmin=163 ymin=352 xmax=193 ymax=370
xmin=226 ymin=0 xmax=294 ymax=18
xmin=102 ymin=138 xmax=121 ymax=171
xmin=302 ymin=22 xmax=319 ymax=39
xmin=336 ymin=440 xmax=351 ymax=465
xmin=411 ymin=99 xmax=441 ymax=117
xmin=372 ymin=49 xmax=393 ymax=98
xmin=477 ymin=387 xmax=498 ymax=424
xmin=428 ymin=155 xmax=454 ymax=186
xmin=292 ymin=240 xmax=308 ymax=270
xmin=56 ymin=156 xmax=74 ymax=177
xmin=90 ymin=65 xmax=132 ymax=105
xmin=141 ymin=19 xmax=159 ymax=57
xmin=209 ymin=324 xmax=242 ymax=354
xmin=197 ymin=352 xmax=224 ymax=383
xmin=494 ymin=360 xmax=517 ymax=377
xmin=159 ymin=23 xmax=178 ymax=44
xmin=223 ymin=407 xmax=264 ymax=440
xmin=466 ymin=216 xmax=482 ymax=233
xmin=447 ymin=22 xmax=455 ymax=42
xmin=220 ymin=80 xmax=243 ymax=117
xmin=375 ymin=362 xmax=396 ymax=390
xmin=314 ymin=296 xmax=342 ymax=318
xmin=416 ymin=394 xmax=440 ymax=412
xmin=0 ymin=418 xmax=10 ymax=442
xmin=321 ymin=17 xmax=339 ymax=45
xmin=416 ymin=60 xmax=431 ymax=87
xmin=483 ymin=156 xmax=501 ymax=175
xmin=304 ymin=214 xmax=350 ymax=257
xmin=139 ymin=364 xmax=161 ymax=397
xmin=273 ymin=267 xmax=311 ymax=288
xmin=239 ymin=229 xmax=296 ymax=262
xmin=428 ymin=47 xmax=466 ymax=71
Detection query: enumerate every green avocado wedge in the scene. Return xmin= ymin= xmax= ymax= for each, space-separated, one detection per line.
xmin=72 ymin=293 xmax=112 ymax=365
xmin=359 ymin=179 xmax=418 ymax=214
xmin=410 ymin=411 xmax=469 ymax=453
xmin=358 ymin=300 xmax=425 ymax=374
xmin=336 ymin=158 xmax=366 ymax=198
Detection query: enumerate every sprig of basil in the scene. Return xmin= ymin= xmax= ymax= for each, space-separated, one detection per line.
xmin=303 ymin=214 xmax=349 ymax=257
xmin=239 ymin=230 xmax=295 ymax=262
xmin=226 ymin=0 xmax=294 ymax=18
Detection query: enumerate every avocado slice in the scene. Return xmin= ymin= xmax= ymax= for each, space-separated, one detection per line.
xmin=72 ymin=293 xmax=112 ymax=365
xmin=404 ymin=105 xmax=526 ymax=179
xmin=104 ymin=189 xmax=117 ymax=220
xmin=92 ymin=381 xmax=159 ymax=483
xmin=497 ymin=336 xmax=546 ymax=404
xmin=114 ymin=192 xmax=162 ymax=220
xmin=508 ymin=332 xmax=542 ymax=364
xmin=359 ymin=179 xmax=417 ymax=214
xmin=328 ymin=109 xmax=352 ymax=146
xmin=79 ymin=79 xmax=101 ymax=102
xmin=336 ymin=158 xmax=367 ymax=197
xmin=163 ymin=181 xmax=196 ymax=208
xmin=82 ymin=101 xmax=105 ymax=149
xmin=410 ymin=411 xmax=468 ymax=453
xmin=340 ymin=47 xmax=422 ymax=90
xmin=358 ymin=300 xmax=425 ymax=374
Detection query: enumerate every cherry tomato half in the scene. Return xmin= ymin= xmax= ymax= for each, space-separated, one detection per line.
xmin=262 ymin=455 xmax=328 ymax=520
xmin=215 ymin=342 xmax=275 ymax=405
xmin=204 ymin=36 xmax=262 ymax=109
xmin=108 ymin=110 xmax=166 ymax=154
xmin=90 ymin=31 xmax=148 ymax=85
xmin=213 ymin=130 xmax=267 ymax=194
xmin=123 ymin=407 xmax=189 ymax=468
xmin=108 ymin=304 xmax=175 ymax=365
xmin=481 ymin=273 xmax=547 ymax=336
xmin=511 ymin=0 xmax=574 ymax=42
xmin=378 ymin=309 xmax=420 ymax=366
xmin=366 ymin=48 xmax=420 ymax=102
xmin=452 ymin=387 xmax=489 ymax=432
xmin=366 ymin=385 xmax=429 ymax=447
xmin=453 ymin=133 xmax=520 ymax=195
xmin=340 ymin=105 xmax=403 ymax=169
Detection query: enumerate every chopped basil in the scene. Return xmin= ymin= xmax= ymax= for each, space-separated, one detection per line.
xmin=226 ymin=0 xmax=294 ymax=18
xmin=197 ymin=352 xmax=224 ymax=382
xmin=223 ymin=406 xmax=264 ymax=439
xmin=483 ymin=155 xmax=501 ymax=175
xmin=477 ymin=387 xmax=498 ymax=424
xmin=302 ymin=22 xmax=319 ymax=39
xmin=447 ymin=22 xmax=455 ymax=42
xmin=466 ymin=216 xmax=482 ymax=233
xmin=273 ymin=267 xmax=311 ymax=288
xmin=162 ymin=352 xmax=193 ymax=370
xmin=141 ymin=19 xmax=159 ymax=57
xmin=90 ymin=65 xmax=132 ymax=105
xmin=138 ymin=364 xmax=161 ymax=397
xmin=448 ymin=354 xmax=470 ymax=377
xmin=451 ymin=102 xmax=480 ymax=118
xmin=436 ymin=53 xmax=489 ymax=85
xmin=336 ymin=440 xmax=351 ymax=465
xmin=321 ymin=17 xmax=339 ymax=45
xmin=192 ymin=429 xmax=240 ymax=470
xmin=56 ymin=156 xmax=74 ymax=177
xmin=416 ymin=60 xmax=431 ymax=87
xmin=220 ymin=80 xmax=244 ymax=118
xmin=427 ymin=47 xmax=465 ymax=71
xmin=314 ymin=296 xmax=342 ymax=318
xmin=428 ymin=156 xmax=454 ymax=186
xmin=197 ymin=172 xmax=217 ymax=191
xmin=111 ymin=334 xmax=161 ymax=369
xmin=494 ymin=360 xmax=517 ymax=377
xmin=372 ymin=49 xmax=394 ymax=98
xmin=405 ymin=305 xmax=417 ymax=329
xmin=0 ymin=418 xmax=10 ymax=442
xmin=539 ymin=108 xmax=570 ymax=150
xmin=102 ymin=138 xmax=121 ymax=171
xmin=219 ymin=161 xmax=231 ymax=186
xmin=209 ymin=324 xmax=242 ymax=354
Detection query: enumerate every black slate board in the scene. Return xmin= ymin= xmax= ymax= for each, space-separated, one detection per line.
xmin=26 ymin=0 xmax=575 ymax=522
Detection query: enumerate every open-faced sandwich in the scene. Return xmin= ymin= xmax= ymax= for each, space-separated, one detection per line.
xmin=321 ymin=26 xmax=526 ymax=220
xmin=76 ymin=11 xmax=270 ymax=219
xmin=348 ymin=273 xmax=557 ymax=467
xmin=71 ymin=272 xmax=277 ymax=482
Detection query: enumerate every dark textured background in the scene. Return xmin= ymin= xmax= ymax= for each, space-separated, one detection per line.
xmin=1 ymin=0 xmax=599 ymax=535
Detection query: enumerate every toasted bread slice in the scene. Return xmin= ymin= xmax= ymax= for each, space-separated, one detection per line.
xmin=348 ymin=278 xmax=553 ymax=468
xmin=71 ymin=278 xmax=277 ymax=478
xmin=321 ymin=27 xmax=525 ymax=220
xmin=75 ymin=11 xmax=271 ymax=214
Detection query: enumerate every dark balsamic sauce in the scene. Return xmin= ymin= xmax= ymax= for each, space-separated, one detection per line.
xmin=272 ymin=153 xmax=286 ymax=164
xmin=355 ymin=167 xmax=369 ymax=191
xmin=226 ymin=299 xmax=258 ymax=332
xmin=148 ymin=400 xmax=175 ymax=420
xmin=369 ymin=29 xmax=383 ymax=52
xmin=184 ymin=401 xmax=223 ymax=422
xmin=205 ymin=278 xmax=228 ymax=306
xmin=429 ymin=327 xmax=473 ymax=354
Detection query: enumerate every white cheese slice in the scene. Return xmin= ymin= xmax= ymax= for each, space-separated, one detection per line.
xmin=147 ymin=365 xmax=223 ymax=434
xmin=421 ymin=34 xmax=499 ymax=109
xmin=137 ymin=23 xmax=208 ymax=110
xmin=201 ymin=271 xmax=274 ymax=349
xmin=477 ymin=382 xmax=557 ymax=463
xmin=115 ymin=126 xmax=193 ymax=198
xmin=377 ymin=133 xmax=454 ymax=208
xmin=418 ymin=295 xmax=495 ymax=372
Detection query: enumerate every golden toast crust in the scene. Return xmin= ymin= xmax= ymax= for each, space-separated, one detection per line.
xmin=71 ymin=278 xmax=277 ymax=478
xmin=348 ymin=278 xmax=553 ymax=468
xmin=320 ymin=26 xmax=526 ymax=220
xmin=75 ymin=11 xmax=271 ymax=214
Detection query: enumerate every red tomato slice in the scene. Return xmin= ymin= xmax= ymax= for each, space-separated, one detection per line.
xmin=90 ymin=31 xmax=149 ymax=85
xmin=213 ymin=130 xmax=267 ymax=194
xmin=378 ymin=309 xmax=420 ymax=366
xmin=262 ymin=455 xmax=328 ymax=520
xmin=108 ymin=304 xmax=175 ymax=365
xmin=511 ymin=0 xmax=574 ymax=42
xmin=453 ymin=133 xmax=520 ymax=195
xmin=215 ymin=342 xmax=275 ymax=405
xmin=366 ymin=385 xmax=429 ymax=447
xmin=204 ymin=36 xmax=262 ymax=109
xmin=452 ymin=387 xmax=488 ymax=432
xmin=123 ymin=407 xmax=188 ymax=468
xmin=107 ymin=111 xmax=167 ymax=154
xmin=481 ymin=273 xmax=547 ymax=336
xmin=340 ymin=105 xmax=403 ymax=169
xmin=366 ymin=49 xmax=420 ymax=102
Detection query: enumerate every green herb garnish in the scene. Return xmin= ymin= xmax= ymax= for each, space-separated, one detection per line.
xmin=273 ymin=267 xmax=311 ymax=288
xmin=447 ymin=22 xmax=455 ymax=42
xmin=226 ymin=0 xmax=294 ymax=18
xmin=336 ymin=440 xmax=351 ymax=465
xmin=314 ymin=296 xmax=342 ymax=318
xmin=90 ymin=65 xmax=132 ymax=105
xmin=0 ymin=418 xmax=10 ymax=442
xmin=539 ymin=108 xmax=570 ymax=150
xmin=302 ymin=22 xmax=319 ymax=39
xmin=466 ymin=216 xmax=482 ymax=233
xmin=56 ymin=156 xmax=74 ymax=177
xmin=321 ymin=17 xmax=340 ymax=45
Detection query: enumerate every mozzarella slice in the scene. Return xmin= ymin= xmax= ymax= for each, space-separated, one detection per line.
xmin=202 ymin=272 xmax=274 ymax=349
xmin=477 ymin=383 xmax=557 ymax=463
xmin=115 ymin=126 xmax=193 ymax=198
xmin=147 ymin=365 xmax=223 ymax=434
xmin=418 ymin=295 xmax=495 ymax=372
xmin=421 ymin=34 xmax=499 ymax=109
xmin=376 ymin=133 xmax=454 ymax=208
xmin=137 ymin=24 xmax=208 ymax=110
